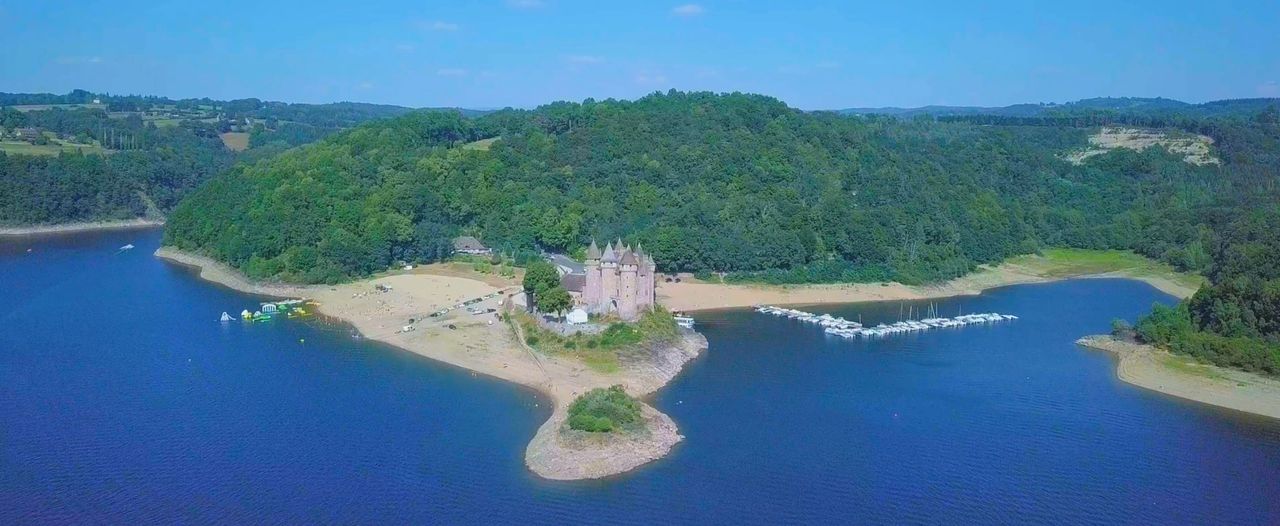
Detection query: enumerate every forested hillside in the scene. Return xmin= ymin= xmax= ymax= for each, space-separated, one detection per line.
xmin=0 ymin=90 xmax=443 ymax=227
xmin=165 ymin=90 xmax=1268 ymax=284
xmin=0 ymin=111 xmax=234 ymax=225
xmin=1136 ymin=206 xmax=1280 ymax=375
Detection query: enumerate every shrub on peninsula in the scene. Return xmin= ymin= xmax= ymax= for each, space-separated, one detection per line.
xmin=567 ymin=385 xmax=642 ymax=433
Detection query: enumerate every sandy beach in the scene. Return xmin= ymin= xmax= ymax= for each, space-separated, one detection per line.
xmin=155 ymin=247 xmax=707 ymax=480
xmin=658 ymin=260 xmax=1198 ymax=313
xmin=0 ymin=218 xmax=165 ymax=236
xmin=1077 ymin=335 xmax=1280 ymax=420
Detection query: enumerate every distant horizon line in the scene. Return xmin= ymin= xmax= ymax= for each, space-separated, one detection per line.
xmin=3 ymin=87 xmax=1278 ymax=113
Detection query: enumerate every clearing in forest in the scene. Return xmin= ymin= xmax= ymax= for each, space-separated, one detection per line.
xmin=1065 ymin=127 xmax=1219 ymax=165
xmin=219 ymin=132 xmax=250 ymax=151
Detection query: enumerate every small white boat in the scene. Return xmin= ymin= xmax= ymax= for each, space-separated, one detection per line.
xmin=119 ymin=244 xmax=135 ymax=251
xmin=220 ymin=312 xmax=233 ymax=322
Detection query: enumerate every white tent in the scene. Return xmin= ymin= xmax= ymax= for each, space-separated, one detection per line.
xmin=566 ymin=308 xmax=589 ymax=325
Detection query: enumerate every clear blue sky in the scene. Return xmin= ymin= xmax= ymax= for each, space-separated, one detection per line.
xmin=2 ymin=0 xmax=1277 ymax=109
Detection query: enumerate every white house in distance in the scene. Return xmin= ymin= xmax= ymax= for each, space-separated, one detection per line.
xmin=452 ymin=236 xmax=492 ymax=256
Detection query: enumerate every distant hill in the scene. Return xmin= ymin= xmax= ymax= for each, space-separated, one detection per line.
xmin=838 ymin=97 xmax=1279 ymax=119
xmin=0 ymin=89 xmax=489 ymax=228
xmin=0 ymin=90 xmax=488 ymax=125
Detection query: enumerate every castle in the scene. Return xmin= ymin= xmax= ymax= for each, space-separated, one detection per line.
xmin=582 ymin=239 xmax=656 ymax=321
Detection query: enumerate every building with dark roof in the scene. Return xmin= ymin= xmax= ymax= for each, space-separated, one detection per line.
xmin=452 ymin=236 xmax=492 ymax=255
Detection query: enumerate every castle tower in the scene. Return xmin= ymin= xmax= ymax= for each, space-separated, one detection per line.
xmin=619 ymin=248 xmax=639 ymax=320
xmin=634 ymin=243 xmax=654 ymax=311
xmin=646 ymin=254 xmax=657 ymax=308
xmin=584 ymin=239 xmax=602 ymax=307
xmin=599 ymin=241 xmax=619 ymax=313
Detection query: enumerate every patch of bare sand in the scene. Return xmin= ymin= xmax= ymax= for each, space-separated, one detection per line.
xmin=2 ymin=218 xmax=164 ymax=236
xmin=1065 ymin=127 xmax=1219 ymax=166
xmin=1077 ymin=335 xmax=1280 ymax=420
xmin=659 ymin=264 xmax=1047 ymax=313
xmin=659 ymin=261 xmax=1196 ymax=313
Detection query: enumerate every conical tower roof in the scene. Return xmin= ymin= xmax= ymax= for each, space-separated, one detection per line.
xmin=620 ymin=250 xmax=638 ymax=266
xmin=585 ymin=239 xmax=601 ymax=260
xmin=601 ymin=242 xmax=617 ymax=262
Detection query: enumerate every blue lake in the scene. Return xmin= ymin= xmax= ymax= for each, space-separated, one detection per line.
xmin=2 ymin=229 xmax=1278 ymax=525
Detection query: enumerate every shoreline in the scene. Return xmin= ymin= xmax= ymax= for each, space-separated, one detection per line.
xmin=155 ymin=246 xmax=707 ymax=480
xmin=659 ymin=262 xmax=1197 ymax=313
xmin=1077 ymin=335 xmax=1280 ymax=421
xmin=157 ymin=246 xmax=1240 ymax=479
xmin=0 ymin=218 xmax=165 ymax=236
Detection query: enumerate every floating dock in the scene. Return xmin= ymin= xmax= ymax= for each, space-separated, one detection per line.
xmin=754 ymin=305 xmax=1016 ymax=338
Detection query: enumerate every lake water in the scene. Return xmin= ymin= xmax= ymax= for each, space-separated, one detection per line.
xmin=2 ymin=229 xmax=1278 ymax=525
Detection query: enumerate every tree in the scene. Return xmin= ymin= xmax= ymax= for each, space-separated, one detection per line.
xmin=1111 ymin=318 xmax=1133 ymax=338
xmin=522 ymin=260 xmax=560 ymax=296
xmin=538 ymin=286 xmax=573 ymax=315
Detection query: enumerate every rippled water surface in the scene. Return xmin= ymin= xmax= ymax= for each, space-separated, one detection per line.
xmin=2 ymin=230 xmax=1278 ymax=524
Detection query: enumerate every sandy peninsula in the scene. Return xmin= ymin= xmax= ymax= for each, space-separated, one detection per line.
xmin=658 ymin=254 xmax=1199 ymax=313
xmin=1 ymin=218 xmax=164 ymax=236
xmin=155 ymin=247 xmax=707 ymax=480
xmin=1077 ymin=335 xmax=1280 ymax=420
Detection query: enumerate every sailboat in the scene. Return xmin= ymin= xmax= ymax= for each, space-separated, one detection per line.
xmin=219 ymin=311 xmax=234 ymax=322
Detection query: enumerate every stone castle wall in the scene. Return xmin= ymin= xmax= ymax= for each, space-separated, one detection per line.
xmin=583 ymin=240 xmax=656 ymax=321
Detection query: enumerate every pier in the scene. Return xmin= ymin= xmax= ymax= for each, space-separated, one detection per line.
xmin=754 ymin=305 xmax=1017 ymax=339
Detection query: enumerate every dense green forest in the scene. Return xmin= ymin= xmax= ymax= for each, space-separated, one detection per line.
xmin=0 ymin=112 xmax=235 ymax=224
xmin=1135 ymin=206 xmax=1280 ymax=376
xmin=167 ymin=91 xmax=1272 ymax=284
xmin=0 ymin=90 xmax=450 ymax=226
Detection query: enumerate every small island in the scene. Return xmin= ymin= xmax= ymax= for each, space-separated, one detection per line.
xmin=526 ymin=386 xmax=684 ymax=480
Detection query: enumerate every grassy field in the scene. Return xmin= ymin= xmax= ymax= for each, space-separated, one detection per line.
xmin=219 ymin=132 xmax=250 ymax=151
xmin=1159 ymin=353 xmax=1230 ymax=381
xmin=1005 ymin=248 xmax=1206 ymax=292
xmin=145 ymin=118 xmax=183 ymax=128
xmin=461 ymin=137 xmax=498 ymax=151
xmin=0 ymin=139 xmax=107 ymax=156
